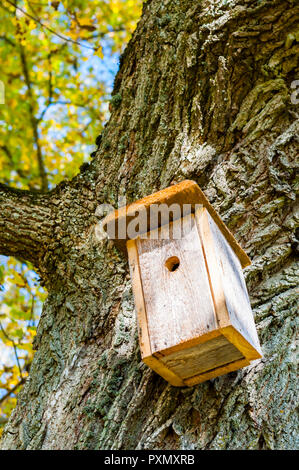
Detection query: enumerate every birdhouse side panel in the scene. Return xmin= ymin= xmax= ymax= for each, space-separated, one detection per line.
xmin=136 ymin=214 xmax=218 ymax=354
xmin=207 ymin=213 xmax=262 ymax=355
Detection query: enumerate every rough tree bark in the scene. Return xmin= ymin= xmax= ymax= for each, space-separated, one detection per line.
xmin=1 ymin=0 xmax=298 ymax=450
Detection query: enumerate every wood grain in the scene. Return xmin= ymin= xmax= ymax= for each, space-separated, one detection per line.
xmin=102 ymin=180 xmax=251 ymax=268
xmin=126 ymin=197 xmax=261 ymax=388
xmin=136 ymin=213 xmax=218 ymax=354
xmin=195 ymin=207 xmax=230 ymax=328
xmin=127 ymin=239 xmax=152 ymax=358
xmin=184 ymin=357 xmax=250 ymax=386
xmin=159 ymin=335 xmax=244 ymax=379
xmin=206 ymin=212 xmax=262 ymax=356
xmin=143 ymin=355 xmax=185 ymax=387
xmin=137 ymin=214 xmax=217 ymax=353
xmin=221 ymin=326 xmax=262 ymax=361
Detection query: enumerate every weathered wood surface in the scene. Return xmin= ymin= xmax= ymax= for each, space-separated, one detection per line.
xmin=143 ymin=355 xmax=185 ymax=387
xmin=103 ymin=180 xmax=251 ymax=268
xmin=160 ymin=335 xmax=244 ymax=380
xmin=127 ymin=239 xmax=151 ymax=358
xmin=196 ymin=207 xmax=262 ymax=360
xmin=207 ymin=212 xmax=262 ymax=356
xmin=129 ymin=208 xmax=260 ymax=387
xmin=195 ymin=207 xmax=231 ymax=328
xmin=184 ymin=357 xmax=251 ymax=387
xmin=136 ymin=214 xmax=217 ymax=354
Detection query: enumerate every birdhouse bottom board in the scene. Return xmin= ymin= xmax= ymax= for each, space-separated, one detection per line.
xmin=127 ymin=208 xmax=262 ymax=387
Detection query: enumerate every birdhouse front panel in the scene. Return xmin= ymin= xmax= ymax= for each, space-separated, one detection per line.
xmin=135 ymin=213 xmax=217 ymax=354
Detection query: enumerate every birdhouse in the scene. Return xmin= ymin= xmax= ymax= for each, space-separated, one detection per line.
xmin=103 ymin=180 xmax=262 ymax=386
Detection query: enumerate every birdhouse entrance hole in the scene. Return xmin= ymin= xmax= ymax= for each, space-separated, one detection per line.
xmin=165 ymin=256 xmax=180 ymax=272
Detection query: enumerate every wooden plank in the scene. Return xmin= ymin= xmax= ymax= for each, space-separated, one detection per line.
xmin=184 ymin=357 xmax=250 ymax=387
xmin=136 ymin=213 xmax=218 ymax=354
xmin=159 ymin=335 xmax=244 ymax=379
xmin=127 ymin=239 xmax=152 ymax=358
xmin=195 ymin=207 xmax=230 ymax=328
xmin=143 ymin=355 xmax=185 ymax=387
xmin=207 ymin=213 xmax=262 ymax=356
xmin=152 ymin=329 xmax=222 ymax=357
xmin=221 ymin=325 xmax=262 ymax=361
xmin=102 ymin=180 xmax=251 ymax=268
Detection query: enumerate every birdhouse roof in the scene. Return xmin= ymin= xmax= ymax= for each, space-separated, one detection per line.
xmin=102 ymin=180 xmax=251 ymax=268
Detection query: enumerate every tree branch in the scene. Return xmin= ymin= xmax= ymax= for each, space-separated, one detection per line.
xmin=0 ymin=379 xmax=25 ymax=406
xmin=19 ymin=44 xmax=49 ymax=192
xmin=0 ymin=184 xmax=54 ymax=269
xmin=0 ymin=145 xmax=31 ymax=183
xmin=0 ymin=322 xmax=23 ymax=381
xmin=4 ymin=0 xmax=97 ymax=51
xmin=0 ymin=36 xmax=15 ymax=47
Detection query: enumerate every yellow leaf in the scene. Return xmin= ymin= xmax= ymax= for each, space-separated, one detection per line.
xmin=94 ymin=46 xmax=104 ymax=59
xmin=27 ymin=19 xmax=36 ymax=32
xmin=78 ymin=18 xmax=94 ymax=27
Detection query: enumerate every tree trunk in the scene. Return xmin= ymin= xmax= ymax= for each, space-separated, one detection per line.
xmin=1 ymin=0 xmax=298 ymax=450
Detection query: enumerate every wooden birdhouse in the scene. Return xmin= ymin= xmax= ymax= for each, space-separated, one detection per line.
xmin=103 ymin=180 xmax=262 ymax=386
